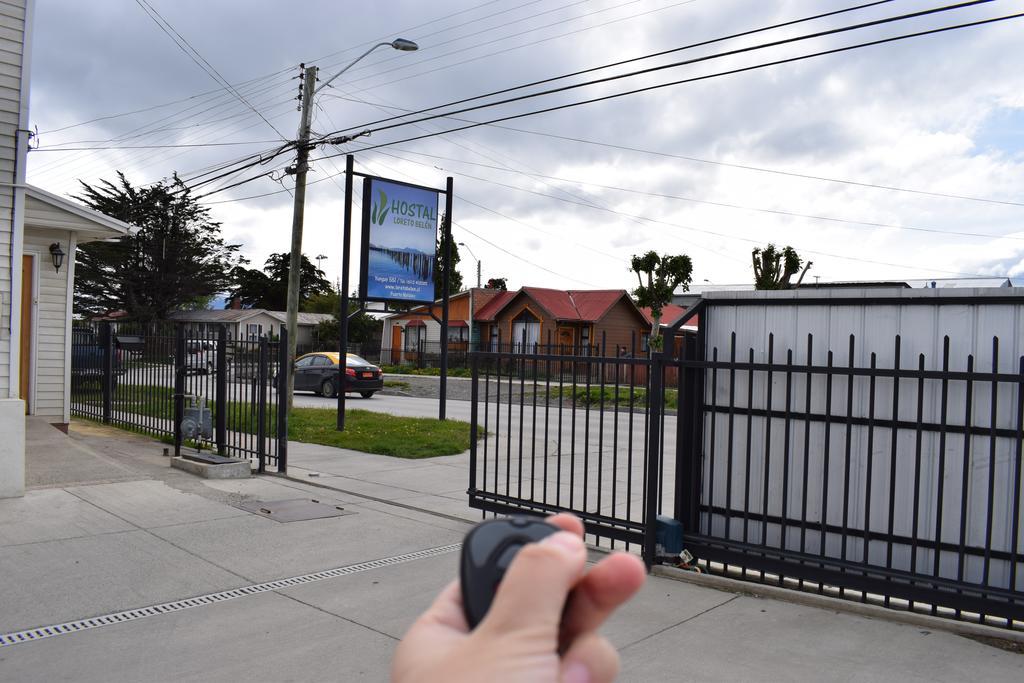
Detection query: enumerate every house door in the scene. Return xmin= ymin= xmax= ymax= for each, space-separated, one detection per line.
xmin=556 ymin=326 xmax=574 ymax=352
xmin=19 ymin=254 xmax=34 ymax=411
xmin=391 ymin=325 xmax=402 ymax=364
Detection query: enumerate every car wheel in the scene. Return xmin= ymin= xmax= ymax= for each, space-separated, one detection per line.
xmin=321 ymin=378 xmax=337 ymax=398
xmin=360 ymin=391 xmax=375 ymax=399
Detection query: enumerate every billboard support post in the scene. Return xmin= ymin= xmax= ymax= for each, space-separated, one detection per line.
xmin=439 ymin=176 xmax=453 ymax=421
xmin=337 ymin=164 xmax=452 ymax=431
xmin=337 ymin=154 xmax=354 ymax=431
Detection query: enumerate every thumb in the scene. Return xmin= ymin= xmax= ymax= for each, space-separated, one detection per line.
xmin=480 ymin=531 xmax=586 ymax=636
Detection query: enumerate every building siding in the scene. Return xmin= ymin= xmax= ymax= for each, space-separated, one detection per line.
xmin=0 ymin=0 xmax=23 ymax=398
xmin=23 ymin=228 xmax=70 ymax=418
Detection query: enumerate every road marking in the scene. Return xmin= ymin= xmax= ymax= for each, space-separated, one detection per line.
xmin=0 ymin=543 xmax=460 ymax=648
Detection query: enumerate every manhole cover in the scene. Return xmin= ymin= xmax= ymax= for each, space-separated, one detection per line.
xmin=237 ymin=498 xmax=355 ymax=523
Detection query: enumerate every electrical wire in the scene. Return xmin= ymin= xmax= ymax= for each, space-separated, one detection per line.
xmin=374 ymin=147 xmax=1024 ymax=241
xmin=318 ymin=0 xmax=994 ymax=141
xmin=134 ymin=0 xmax=289 ymax=141
xmin=315 ymin=10 xmax=1024 ymax=164
xmin=336 ymin=0 xmax=894 ymax=131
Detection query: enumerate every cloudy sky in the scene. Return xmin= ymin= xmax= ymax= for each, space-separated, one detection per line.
xmin=24 ymin=0 xmax=1024 ymax=294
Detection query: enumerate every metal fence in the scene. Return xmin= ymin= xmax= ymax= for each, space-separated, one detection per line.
xmin=468 ymin=340 xmax=656 ymax=548
xmin=70 ymin=321 xmax=289 ymax=472
xmin=466 ymin=301 xmax=1024 ymax=631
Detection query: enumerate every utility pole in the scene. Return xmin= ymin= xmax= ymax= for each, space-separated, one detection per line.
xmin=476 ymin=260 xmax=481 ymax=288
xmin=284 ymin=64 xmax=318 ymax=409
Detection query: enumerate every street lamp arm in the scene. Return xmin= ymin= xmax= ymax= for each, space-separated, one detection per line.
xmin=315 ymin=43 xmax=397 ymax=95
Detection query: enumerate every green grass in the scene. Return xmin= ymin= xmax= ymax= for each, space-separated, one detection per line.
xmin=76 ymin=384 xmax=479 ymax=458
xmin=547 ymin=386 xmax=678 ymax=410
xmin=288 ymin=408 xmax=477 ymax=457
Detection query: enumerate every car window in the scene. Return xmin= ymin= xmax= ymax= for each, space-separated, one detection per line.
xmin=295 ymin=356 xmax=315 ymax=368
xmin=347 ymin=354 xmax=371 ymax=366
xmin=311 ymin=355 xmax=331 ymax=367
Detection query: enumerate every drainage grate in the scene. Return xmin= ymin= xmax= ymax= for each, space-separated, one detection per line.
xmin=0 ymin=543 xmax=460 ymax=648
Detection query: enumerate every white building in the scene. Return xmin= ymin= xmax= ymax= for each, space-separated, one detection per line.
xmin=1 ymin=1 xmax=133 ymax=499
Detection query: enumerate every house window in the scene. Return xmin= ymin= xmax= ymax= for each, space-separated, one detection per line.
xmin=447 ymin=326 xmax=468 ymax=342
xmin=405 ymin=325 xmax=425 ymax=351
xmin=511 ymin=310 xmax=540 ymax=353
xmin=489 ymin=325 xmax=499 ymax=352
xmin=246 ymin=323 xmax=262 ymax=340
xmin=580 ymin=325 xmax=590 ymax=353
xmin=641 ymin=333 xmax=651 ymax=353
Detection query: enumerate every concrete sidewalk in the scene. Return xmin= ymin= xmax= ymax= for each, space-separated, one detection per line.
xmin=0 ymin=422 xmax=1019 ymax=681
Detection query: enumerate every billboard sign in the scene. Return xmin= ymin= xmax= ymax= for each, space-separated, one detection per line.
xmin=359 ymin=176 xmax=439 ymax=304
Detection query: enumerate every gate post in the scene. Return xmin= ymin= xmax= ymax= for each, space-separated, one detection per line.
xmin=674 ymin=334 xmax=700 ymax=531
xmin=256 ymin=335 xmax=268 ymax=473
xmin=100 ymin=321 xmax=114 ymax=424
xmin=277 ymin=325 xmax=289 ymax=473
xmin=173 ymin=324 xmax=185 ymax=458
xmin=468 ymin=352 xmax=479 ymax=496
xmin=643 ymin=350 xmax=665 ymax=569
xmin=215 ymin=324 xmax=227 ymax=455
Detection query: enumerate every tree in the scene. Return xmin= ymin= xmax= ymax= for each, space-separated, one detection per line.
xmin=74 ymin=173 xmax=242 ymax=321
xmin=434 ymin=219 xmax=463 ymax=296
xmin=485 ymin=277 xmax=508 ymax=290
xmin=630 ymin=251 xmax=693 ymax=352
xmin=302 ymin=290 xmax=340 ymax=314
xmin=229 ymin=253 xmax=330 ymax=310
xmin=312 ymin=305 xmax=380 ymax=350
xmin=752 ymin=244 xmax=812 ymax=290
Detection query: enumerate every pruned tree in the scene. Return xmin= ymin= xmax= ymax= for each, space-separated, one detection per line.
xmin=229 ymin=253 xmax=330 ymax=310
xmin=433 ymin=217 xmax=463 ymax=295
xmin=752 ymin=244 xmax=812 ymax=290
xmin=74 ymin=172 xmax=242 ymax=321
xmin=484 ymin=277 xmax=508 ymax=291
xmin=630 ymin=251 xmax=693 ymax=352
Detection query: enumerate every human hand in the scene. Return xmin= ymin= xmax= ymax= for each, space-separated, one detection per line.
xmin=391 ymin=513 xmax=646 ymax=683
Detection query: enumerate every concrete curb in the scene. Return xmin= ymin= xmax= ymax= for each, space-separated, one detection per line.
xmin=652 ymin=565 xmax=1024 ymax=647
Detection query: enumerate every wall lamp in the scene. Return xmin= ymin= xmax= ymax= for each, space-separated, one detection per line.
xmin=49 ymin=242 xmax=65 ymax=273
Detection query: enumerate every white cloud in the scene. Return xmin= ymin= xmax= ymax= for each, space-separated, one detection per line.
xmin=24 ymin=0 xmax=1024 ymax=293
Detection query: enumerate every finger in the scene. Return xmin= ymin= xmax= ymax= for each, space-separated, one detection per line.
xmin=560 ymin=552 xmax=645 ymax=645
xmin=560 ymin=632 xmax=620 ymax=683
xmin=547 ymin=512 xmax=584 ymax=538
xmin=416 ymin=579 xmax=470 ymax=633
xmin=481 ymin=531 xmax=587 ymax=635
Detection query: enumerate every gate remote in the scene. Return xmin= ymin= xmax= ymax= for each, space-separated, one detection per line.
xmin=460 ymin=516 xmax=559 ymax=629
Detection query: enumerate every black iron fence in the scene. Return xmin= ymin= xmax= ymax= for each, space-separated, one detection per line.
xmin=467 ymin=311 xmax=1023 ymax=631
xmin=70 ymin=321 xmax=289 ymax=473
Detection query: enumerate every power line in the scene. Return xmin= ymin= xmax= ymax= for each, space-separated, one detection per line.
xmin=335 ymin=0 xmax=894 ymax=133
xmin=335 ymin=0 xmax=677 ymax=92
xmin=316 ymin=10 xmax=1024 ymax=163
xmin=343 ymin=138 xmax=1012 ymax=280
xmin=134 ymin=0 xmax=289 ymax=140
xmin=380 ymin=147 xmax=1024 ymax=241
xmin=320 ymin=0 xmax=984 ymax=139
xmin=33 ymin=140 xmax=282 ymax=151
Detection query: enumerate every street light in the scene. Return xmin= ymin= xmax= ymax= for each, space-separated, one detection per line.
xmin=283 ymin=38 xmax=419 ymax=407
xmin=458 ymin=241 xmax=481 ymax=288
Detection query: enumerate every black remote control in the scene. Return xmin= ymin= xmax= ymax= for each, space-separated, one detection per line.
xmin=459 ymin=516 xmax=559 ymax=629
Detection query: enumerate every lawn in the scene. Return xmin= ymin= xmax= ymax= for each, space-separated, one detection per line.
xmin=76 ymin=384 xmax=478 ymax=458
xmin=288 ymin=408 xmax=476 ymax=458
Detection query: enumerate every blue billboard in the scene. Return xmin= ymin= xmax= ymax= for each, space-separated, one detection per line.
xmin=358 ymin=177 xmax=439 ymax=304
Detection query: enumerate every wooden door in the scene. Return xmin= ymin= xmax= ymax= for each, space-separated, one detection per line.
xmin=391 ymin=325 xmax=402 ymax=364
xmin=19 ymin=254 xmax=33 ymax=409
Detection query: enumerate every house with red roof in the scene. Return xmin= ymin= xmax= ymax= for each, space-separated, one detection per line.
xmin=380 ymin=286 xmax=701 ymax=365
xmin=474 ymin=287 xmax=652 ymax=354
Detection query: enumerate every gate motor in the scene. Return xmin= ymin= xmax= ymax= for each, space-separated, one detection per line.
xmin=181 ymin=395 xmax=213 ymax=442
